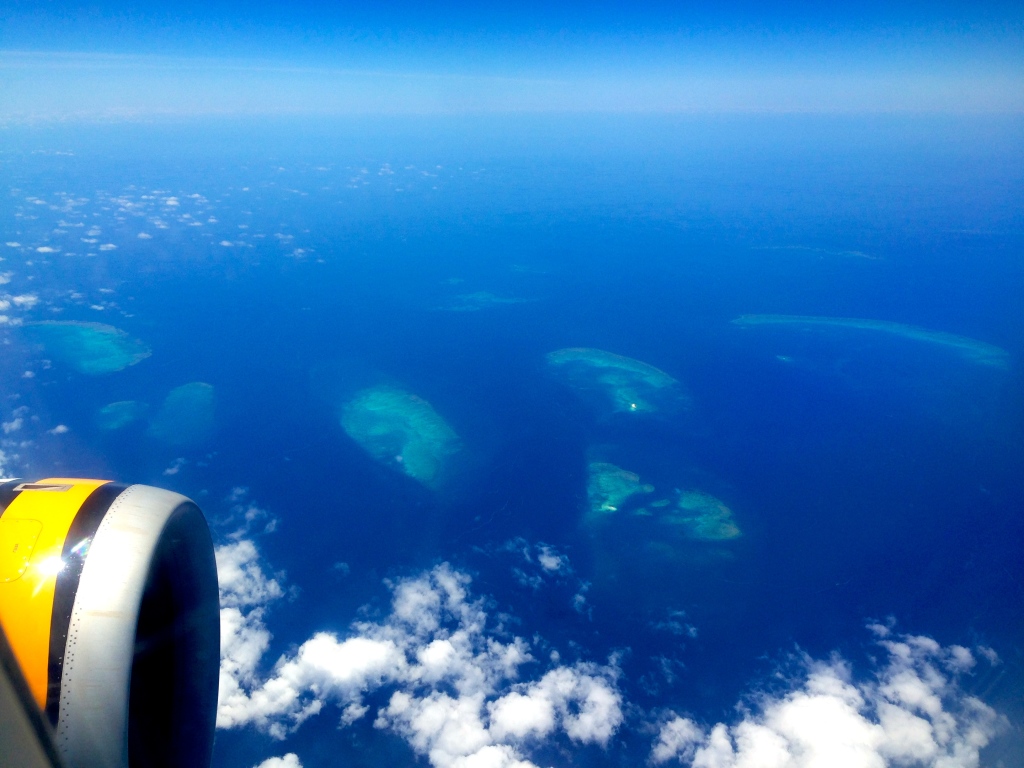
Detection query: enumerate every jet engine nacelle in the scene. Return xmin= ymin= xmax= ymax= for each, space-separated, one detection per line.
xmin=0 ymin=479 xmax=220 ymax=768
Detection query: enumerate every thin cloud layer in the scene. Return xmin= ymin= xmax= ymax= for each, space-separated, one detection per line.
xmin=216 ymin=542 xmax=623 ymax=768
xmin=3 ymin=51 xmax=1023 ymax=121
xmin=650 ymin=625 xmax=1007 ymax=768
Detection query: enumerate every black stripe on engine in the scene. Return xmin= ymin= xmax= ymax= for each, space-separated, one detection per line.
xmin=0 ymin=478 xmax=23 ymax=518
xmin=45 ymin=482 xmax=128 ymax=725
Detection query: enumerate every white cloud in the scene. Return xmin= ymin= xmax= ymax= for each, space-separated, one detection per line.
xmin=651 ymin=717 xmax=704 ymax=765
xmin=217 ymin=539 xmax=285 ymax=609
xmin=137 ymin=232 xmax=152 ymax=239
xmin=216 ymin=545 xmax=623 ymax=768
xmin=5 ymin=242 xmax=20 ymax=247
xmin=500 ymin=539 xmax=576 ymax=591
xmin=651 ymin=610 xmax=698 ymax=639
xmin=12 ymin=293 xmax=38 ymax=308
xmin=488 ymin=664 xmax=623 ymax=746
xmin=216 ymin=540 xmax=286 ymax=734
xmin=498 ymin=539 xmax=591 ymax=617
xmin=99 ymin=243 xmax=117 ymax=251
xmin=977 ymin=647 xmax=1000 ymax=666
xmin=536 ymin=545 xmax=567 ymax=574
xmin=2 ymin=418 xmax=23 ymax=434
xmin=0 ymin=273 xmax=11 ymax=284
xmin=47 ymin=424 xmax=69 ymax=435
xmin=35 ymin=246 xmax=58 ymax=253
xmin=650 ymin=628 xmax=1008 ymax=768
xmin=221 ymin=487 xmax=278 ymax=537
xmin=163 ymin=457 xmax=186 ymax=475
xmin=253 ymin=755 xmax=302 ymax=768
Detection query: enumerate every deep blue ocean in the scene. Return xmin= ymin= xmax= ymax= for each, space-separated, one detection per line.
xmin=1 ymin=115 xmax=1022 ymax=766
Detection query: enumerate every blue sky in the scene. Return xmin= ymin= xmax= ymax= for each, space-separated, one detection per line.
xmin=1 ymin=1 xmax=1022 ymax=117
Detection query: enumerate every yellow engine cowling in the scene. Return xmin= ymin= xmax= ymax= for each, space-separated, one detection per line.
xmin=0 ymin=478 xmax=219 ymax=768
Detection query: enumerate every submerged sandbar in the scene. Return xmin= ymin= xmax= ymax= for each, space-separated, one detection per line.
xmin=732 ymin=315 xmax=1009 ymax=369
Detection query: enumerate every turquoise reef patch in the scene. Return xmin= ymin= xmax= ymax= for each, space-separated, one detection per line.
xmin=23 ymin=321 xmax=151 ymax=374
xmin=340 ymin=385 xmax=462 ymax=490
xmin=546 ymin=347 xmax=689 ymax=415
xmin=96 ymin=400 xmax=148 ymax=431
xmin=585 ymin=461 xmax=741 ymax=542
xmin=149 ymin=382 xmax=215 ymax=446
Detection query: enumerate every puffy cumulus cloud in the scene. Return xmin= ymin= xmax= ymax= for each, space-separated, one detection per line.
xmin=217 ymin=544 xmax=623 ymax=768
xmin=650 ymin=627 xmax=1007 ymax=768
xmin=651 ymin=717 xmax=704 ymax=765
xmin=216 ymin=539 xmax=287 ymax=732
xmin=487 ymin=664 xmax=623 ymax=745
xmin=217 ymin=539 xmax=286 ymax=611
xmin=253 ymin=755 xmax=302 ymax=768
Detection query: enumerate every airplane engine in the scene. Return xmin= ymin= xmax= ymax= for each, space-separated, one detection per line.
xmin=0 ymin=479 xmax=220 ymax=768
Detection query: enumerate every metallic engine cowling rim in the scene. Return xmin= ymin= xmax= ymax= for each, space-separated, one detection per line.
xmin=54 ymin=484 xmax=218 ymax=768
